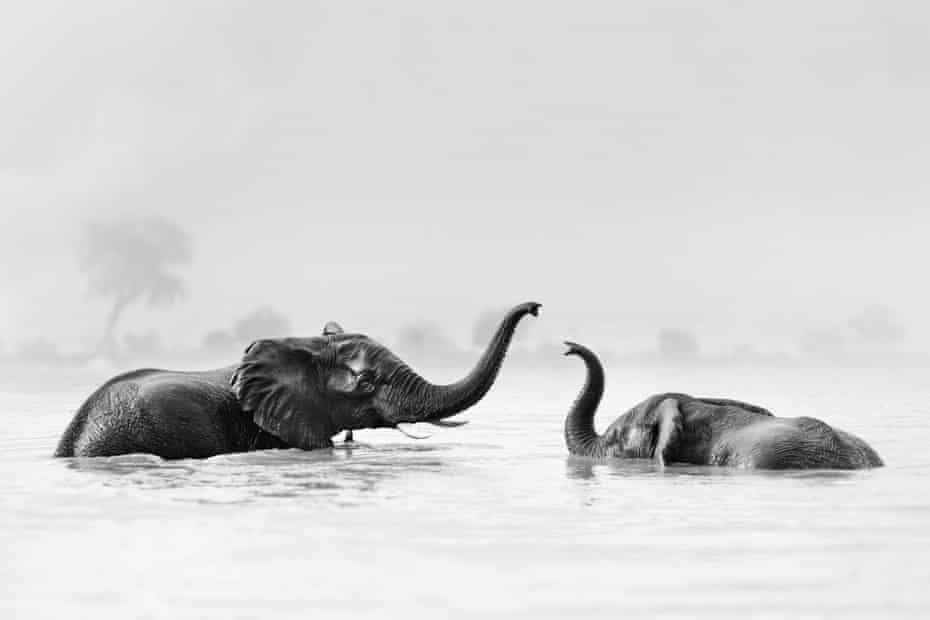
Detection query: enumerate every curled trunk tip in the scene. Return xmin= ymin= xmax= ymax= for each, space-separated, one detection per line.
xmin=563 ymin=340 xmax=593 ymax=358
xmin=514 ymin=301 xmax=542 ymax=317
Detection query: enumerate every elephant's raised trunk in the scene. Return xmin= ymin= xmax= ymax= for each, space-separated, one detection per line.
xmin=563 ymin=341 xmax=608 ymax=457
xmin=389 ymin=302 xmax=540 ymax=423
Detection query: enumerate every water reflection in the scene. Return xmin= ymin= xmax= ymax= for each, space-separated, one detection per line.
xmin=61 ymin=443 xmax=451 ymax=505
xmin=564 ymin=456 xmax=865 ymax=484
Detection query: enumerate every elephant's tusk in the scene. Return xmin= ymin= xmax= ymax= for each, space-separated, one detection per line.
xmin=395 ymin=425 xmax=432 ymax=440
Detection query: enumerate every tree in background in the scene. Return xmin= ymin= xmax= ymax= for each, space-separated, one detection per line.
xmin=78 ymin=215 xmax=192 ymax=358
xmin=657 ymin=328 xmax=699 ymax=361
xmin=395 ymin=320 xmax=463 ymax=362
xmin=202 ymin=307 xmax=292 ymax=357
xmin=848 ymin=305 xmax=906 ymax=344
xmin=231 ymin=307 xmax=291 ymax=343
xmin=799 ymin=328 xmax=846 ymax=360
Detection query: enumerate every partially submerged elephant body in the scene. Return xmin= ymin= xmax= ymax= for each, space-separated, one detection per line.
xmin=563 ymin=342 xmax=883 ymax=470
xmin=55 ymin=303 xmax=540 ymax=459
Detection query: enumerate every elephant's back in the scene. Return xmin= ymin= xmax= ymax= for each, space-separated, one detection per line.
xmin=819 ymin=421 xmax=884 ymax=468
xmin=55 ymin=369 xmax=158 ymax=457
xmin=55 ymin=366 xmax=247 ymax=458
xmin=784 ymin=416 xmax=883 ymax=468
xmin=711 ymin=416 xmax=883 ymax=469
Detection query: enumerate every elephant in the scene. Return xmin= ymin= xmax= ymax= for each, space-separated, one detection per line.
xmin=54 ymin=302 xmax=541 ymax=459
xmin=562 ymin=342 xmax=883 ymax=469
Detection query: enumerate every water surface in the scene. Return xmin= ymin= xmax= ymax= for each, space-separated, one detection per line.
xmin=3 ymin=365 xmax=929 ymax=618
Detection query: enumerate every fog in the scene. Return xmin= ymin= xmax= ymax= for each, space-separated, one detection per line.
xmin=2 ymin=2 xmax=929 ymax=390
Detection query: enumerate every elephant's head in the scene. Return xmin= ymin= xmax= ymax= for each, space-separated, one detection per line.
xmin=231 ymin=302 xmax=541 ymax=450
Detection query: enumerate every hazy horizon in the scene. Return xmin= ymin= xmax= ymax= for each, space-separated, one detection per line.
xmin=2 ymin=2 xmax=929 ymax=372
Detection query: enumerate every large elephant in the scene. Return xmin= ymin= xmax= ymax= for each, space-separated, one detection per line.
xmin=55 ymin=302 xmax=540 ymax=459
xmin=562 ymin=342 xmax=883 ymax=469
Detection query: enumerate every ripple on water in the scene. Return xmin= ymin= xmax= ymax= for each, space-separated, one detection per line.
xmin=49 ymin=442 xmax=459 ymax=506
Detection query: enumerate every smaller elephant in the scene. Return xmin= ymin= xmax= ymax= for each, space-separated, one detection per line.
xmin=562 ymin=342 xmax=883 ymax=469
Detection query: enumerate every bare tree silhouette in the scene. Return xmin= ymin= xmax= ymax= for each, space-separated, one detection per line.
xmin=78 ymin=216 xmax=192 ymax=358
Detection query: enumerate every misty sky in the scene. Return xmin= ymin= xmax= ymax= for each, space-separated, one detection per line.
xmin=2 ymin=2 xmax=929 ymax=357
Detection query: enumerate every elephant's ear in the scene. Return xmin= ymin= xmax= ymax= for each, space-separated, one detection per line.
xmin=322 ymin=321 xmax=344 ymax=336
xmin=231 ymin=339 xmax=335 ymax=450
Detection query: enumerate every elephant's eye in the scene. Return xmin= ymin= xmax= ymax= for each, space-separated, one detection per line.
xmin=355 ymin=371 xmax=377 ymax=392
